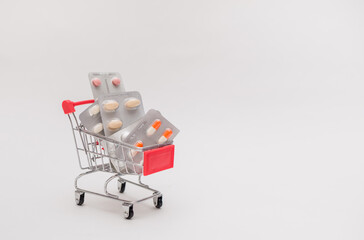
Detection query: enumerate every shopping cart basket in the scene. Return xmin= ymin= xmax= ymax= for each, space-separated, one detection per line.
xmin=62 ymin=99 xmax=175 ymax=219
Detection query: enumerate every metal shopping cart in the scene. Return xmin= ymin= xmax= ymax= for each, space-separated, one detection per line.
xmin=62 ymin=99 xmax=175 ymax=219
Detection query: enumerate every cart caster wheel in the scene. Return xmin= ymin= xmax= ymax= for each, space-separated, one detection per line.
xmin=153 ymin=195 xmax=163 ymax=209
xmin=75 ymin=191 xmax=85 ymax=206
xmin=122 ymin=204 xmax=134 ymax=220
xmin=117 ymin=179 xmax=126 ymax=193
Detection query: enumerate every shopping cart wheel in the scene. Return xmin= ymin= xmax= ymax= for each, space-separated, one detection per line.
xmin=75 ymin=191 xmax=85 ymax=206
xmin=122 ymin=203 xmax=134 ymax=220
xmin=153 ymin=195 xmax=163 ymax=209
xmin=117 ymin=179 xmax=126 ymax=193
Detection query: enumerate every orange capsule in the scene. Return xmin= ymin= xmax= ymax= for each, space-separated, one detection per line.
xmin=131 ymin=141 xmax=143 ymax=157
xmin=146 ymin=119 xmax=161 ymax=136
xmin=158 ymin=128 xmax=173 ymax=144
xmin=135 ymin=141 xmax=143 ymax=148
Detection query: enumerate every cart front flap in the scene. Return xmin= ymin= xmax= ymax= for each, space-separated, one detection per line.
xmin=143 ymin=145 xmax=175 ymax=176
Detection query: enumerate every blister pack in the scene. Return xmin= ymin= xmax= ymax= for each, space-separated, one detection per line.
xmin=89 ymin=72 xmax=125 ymax=99
xmin=79 ymin=103 xmax=104 ymax=135
xmin=98 ymin=91 xmax=145 ymax=136
xmin=122 ymin=109 xmax=180 ymax=165
xmin=108 ymin=120 xmax=141 ymax=142
xmin=106 ymin=120 xmax=142 ymax=172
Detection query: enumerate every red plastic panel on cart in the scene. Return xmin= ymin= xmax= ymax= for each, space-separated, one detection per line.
xmin=143 ymin=145 xmax=175 ymax=176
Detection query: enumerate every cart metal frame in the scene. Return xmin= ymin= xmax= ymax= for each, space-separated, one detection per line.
xmin=63 ymin=99 xmax=171 ymax=219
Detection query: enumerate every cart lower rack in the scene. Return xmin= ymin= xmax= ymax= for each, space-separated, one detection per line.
xmin=62 ymin=100 xmax=175 ymax=219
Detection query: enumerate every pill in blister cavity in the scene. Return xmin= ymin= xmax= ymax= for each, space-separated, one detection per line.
xmin=88 ymin=104 xmax=100 ymax=116
xmin=79 ymin=103 xmax=105 ymax=136
xmin=121 ymin=109 xmax=179 ymax=168
xmin=158 ymin=128 xmax=173 ymax=144
xmin=89 ymin=73 xmax=125 ymax=100
xmin=103 ymin=100 xmax=119 ymax=112
xmin=98 ymin=92 xmax=144 ymax=136
xmin=108 ymin=119 xmax=123 ymax=131
xmin=92 ymin=78 xmax=102 ymax=87
xmin=112 ymin=77 xmax=121 ymax=86
xmin=130 ymin=141 xmax=143 ymax=158
xmin=93 ymin=123 xmax=103 ymax=133
xmin=124 ymin=98 xmax=141 ymax=109
xmin=146 ymin=119 xmax=161 ymax=136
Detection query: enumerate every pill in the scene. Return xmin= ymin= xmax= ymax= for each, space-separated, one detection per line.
xmin=112 ymin=77 xmax=121 ymax=86
xmin=108 ymin=119 xmax=123 ymax=131
xmin=124 ymin=98 xmax=141 ymax=109
xmin=158 ymin=128 xmax=173 ymax=144
xmin=103 ymin=100 xmax=119 ymax=112
xmin=93 ymin=123 xmax=103 ymax=134
xmin=92 ymin=78 xmax=102 ymax=87
xmin=130 ymin=141 xmax=143 ymax=158
xmin=88 ymin=104 xmax=100 ymax=116
xmin=146 ymin=119 xmax=161 ymax=136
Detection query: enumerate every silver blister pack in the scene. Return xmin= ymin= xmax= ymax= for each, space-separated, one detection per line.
xmin=106 ymin=120 xmax=142 ymax=173
xmin=122 ymin=109 xmax=180 ymax=166
xmin=79 ymin=102 xmax=104 ymax=135
xmin=89 ymin=72 xmax=126 ymax=99
xmin=98 ymin=91 xmax=145 ymax=136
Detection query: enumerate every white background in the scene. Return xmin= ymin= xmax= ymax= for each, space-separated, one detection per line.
xmin=1 ymin=0 xmax=364 ymax=239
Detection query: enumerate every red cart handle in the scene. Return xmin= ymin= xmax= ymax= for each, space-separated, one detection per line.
xmin=62 ymin=99 xmax=95 ymax=114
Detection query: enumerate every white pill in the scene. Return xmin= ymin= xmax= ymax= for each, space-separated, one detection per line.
xmin=88 ymin=104 xmax=100 ymax=116
xmin=93 ymin=123 xmax=103 ymax=133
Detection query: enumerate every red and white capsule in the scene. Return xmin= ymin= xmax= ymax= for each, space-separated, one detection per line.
xmin=130 ymin=141 xmax=143 ymax=158
xmin=158 ymin=128 xmax=173 ymax=144
xmin=146 ymin=119 xmax=161 ymax=136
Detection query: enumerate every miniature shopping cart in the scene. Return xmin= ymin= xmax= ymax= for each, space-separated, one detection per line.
xmin=62 ymin=99 xmax=175 ymax=219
